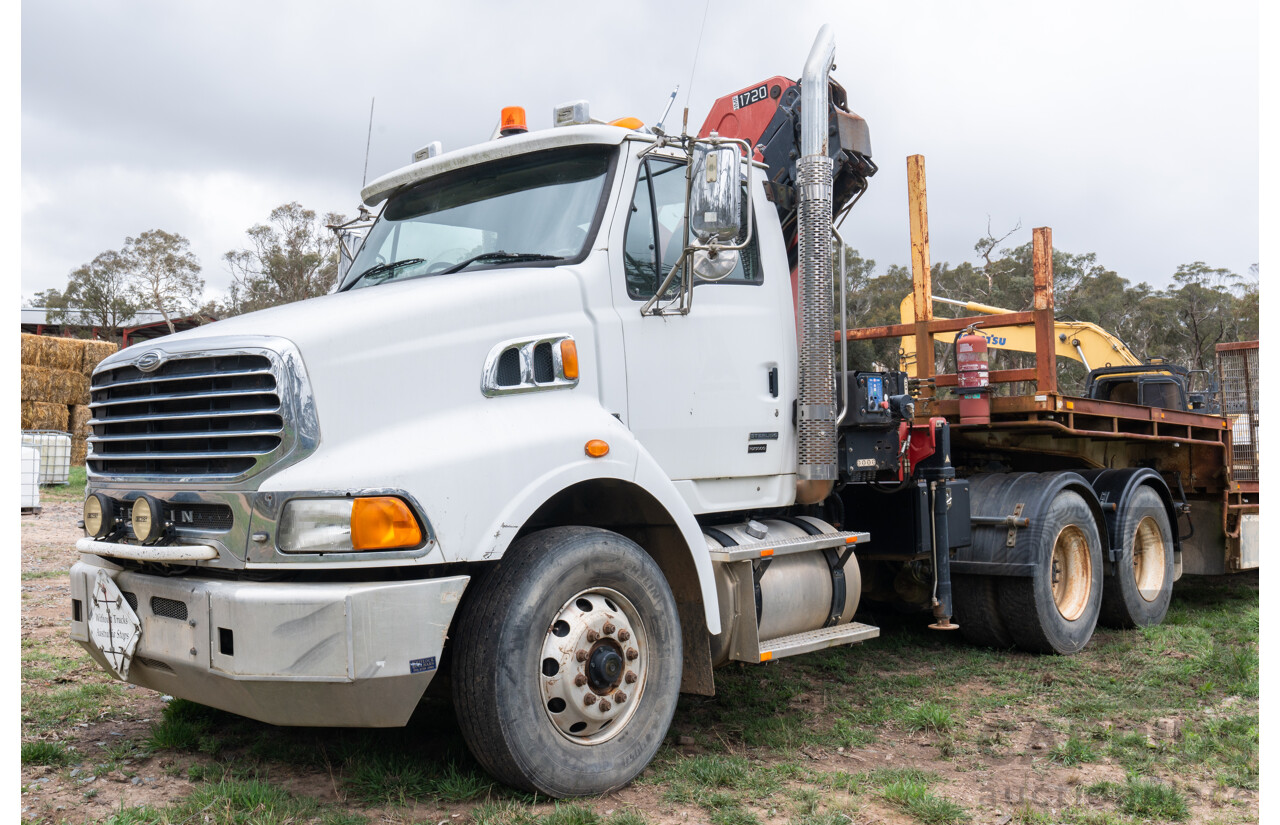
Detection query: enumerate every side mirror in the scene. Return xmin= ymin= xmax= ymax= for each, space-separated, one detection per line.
xmin=335 ymin=229 xmax=368 ymax=282
xmin=689 ymin=142 xmax=741 ymax=244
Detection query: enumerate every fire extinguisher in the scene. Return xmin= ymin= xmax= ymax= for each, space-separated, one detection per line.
xmin=956 ymin=325 xmax=992 ymax=425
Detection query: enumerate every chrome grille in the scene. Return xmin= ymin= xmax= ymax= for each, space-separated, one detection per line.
xmin=89 ymin=353 xmax=284 ymax=478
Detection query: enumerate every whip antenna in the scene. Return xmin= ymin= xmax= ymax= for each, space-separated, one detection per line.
xmin=361 ymin=97 xmax=375 ymax=188
xmin=682 ymin=0 xmax=712 ymax=130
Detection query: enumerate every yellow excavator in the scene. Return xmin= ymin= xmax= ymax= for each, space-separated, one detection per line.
xmin=897 ymin=295 xmax=1221 ymax=414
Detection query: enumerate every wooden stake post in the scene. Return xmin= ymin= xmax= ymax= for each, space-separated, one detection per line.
xmin=1032 ymin=227 xmax=1058 ymax=395
xmin=907 ymin=155 xmax=933 ymax=398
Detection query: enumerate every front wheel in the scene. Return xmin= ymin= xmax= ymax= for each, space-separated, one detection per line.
xmin=452 ymin=527 xmax=682 ymax=797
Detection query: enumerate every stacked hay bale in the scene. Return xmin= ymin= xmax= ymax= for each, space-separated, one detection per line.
xmin=20 ymin=333 xmax=119 ymax=466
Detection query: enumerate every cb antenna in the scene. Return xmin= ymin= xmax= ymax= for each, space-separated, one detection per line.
xmin=361 ymin=97 xmax=376 ymax=188
xmin=681 ymin=0 xmax=712 ymax=133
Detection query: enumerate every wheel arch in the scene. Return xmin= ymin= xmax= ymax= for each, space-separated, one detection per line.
xmin=514 ymin=476 xmax=718 ymax=696
xmin=958 ymin=471 xmax=1110 ymax=577
xmin=1075 ymin=468 xmax=1180 ymax=564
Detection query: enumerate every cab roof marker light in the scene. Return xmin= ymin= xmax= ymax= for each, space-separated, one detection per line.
xmin=412 ymin=141 xmax=443 ymax=163
xmin=553 ymin=100 xmax=591 ymax=127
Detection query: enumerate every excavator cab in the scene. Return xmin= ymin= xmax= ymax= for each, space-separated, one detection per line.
xmin=1084 ymin=362 xmax=1221 ymax=414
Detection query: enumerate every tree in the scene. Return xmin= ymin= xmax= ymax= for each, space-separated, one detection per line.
xmin=59 ymin=250 xmax=142 ymax=339
xmin=123 ymin=230 xmax=205 ymax=334
xmin=223 ymin=202 xmax=344 ymax=315
xmin=1166 ymin=262 xmax=1240 ymax=370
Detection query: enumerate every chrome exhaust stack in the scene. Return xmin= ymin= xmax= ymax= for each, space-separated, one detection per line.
xmin=795 ymin=24 xmax=838 ymax=505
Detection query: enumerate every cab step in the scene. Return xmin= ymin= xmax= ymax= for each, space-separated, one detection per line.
xmin=706 ymin=530 xmax=868 ymax=562
xmin=756 ymin=621 xmax=880 ymax=662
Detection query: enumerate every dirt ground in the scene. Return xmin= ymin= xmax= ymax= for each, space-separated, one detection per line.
xmin=19 ymin=500 xmax=1258 ymax=825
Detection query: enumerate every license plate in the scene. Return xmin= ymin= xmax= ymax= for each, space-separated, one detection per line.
xmin=88 ymin=570 xmax=141 ymax=679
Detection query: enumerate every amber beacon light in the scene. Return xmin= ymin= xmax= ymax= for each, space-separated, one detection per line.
xmin=500 ymin=106 xmax=528 ymax=136
xmin=351 ymin=497 xmax=423 ymax=550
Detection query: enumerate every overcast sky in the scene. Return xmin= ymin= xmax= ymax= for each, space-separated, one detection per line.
xmin=19 ymin=1 xmax=1259 ymax=306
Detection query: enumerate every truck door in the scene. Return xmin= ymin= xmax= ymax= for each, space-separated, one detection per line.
xmin=609 ymin=150 xmax=796 ymax=512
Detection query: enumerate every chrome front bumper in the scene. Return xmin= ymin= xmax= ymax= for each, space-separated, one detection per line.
xmin=69 ymin=560 xmax=468 ymax=727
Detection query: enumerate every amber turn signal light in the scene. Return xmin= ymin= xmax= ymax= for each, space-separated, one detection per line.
xmin=351 ymin=497 xmax=422 ymax=550
xmin=585 ymin=439 xmax=610 ymax=458
xmin=560 ymin=339 xmax=579 ymax=380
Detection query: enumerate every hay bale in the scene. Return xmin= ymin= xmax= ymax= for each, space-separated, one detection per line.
xmin=21 ymin=401 xmax=69 ymax=431
xmin=20 ymin=333 xmax=84 ymax=371
xmin=81 ymin=340 xmax=119 ymax=377
xmin=21 ymin=366 xmax=91 ymax=406
xmin=69 ymin=405 xmax=93 ymax=439
xmin=71 ymin=436 xmax=88 ymax=467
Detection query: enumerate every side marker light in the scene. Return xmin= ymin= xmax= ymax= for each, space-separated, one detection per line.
xmin=585 ymin=440 xmax=609 ymax=458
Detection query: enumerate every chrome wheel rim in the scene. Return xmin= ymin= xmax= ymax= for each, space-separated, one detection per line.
xmin=1132 ymin=516 xmax=1166 ymax=602
xmin=1050 ymin=524 xmax=1092 ymax=621
xmin=540 ymin=587 xmax=647 ymax=744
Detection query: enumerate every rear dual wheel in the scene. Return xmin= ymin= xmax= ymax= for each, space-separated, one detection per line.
xmin=954 ymin=485 xmax=1103 ymax=655
xmin=999 ymin=490 xmax=1103 ymax=654
xmin=1099 ymin=486 xmax=1174 ymax=628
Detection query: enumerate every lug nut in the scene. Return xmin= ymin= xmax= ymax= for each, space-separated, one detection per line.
xmin=584 ymin=693 xmax=597 ymax=706
xmin=626 ymin=647 xmax=638 ymax=661
xmin=615 ymin=691 xmax=627 ymax=704
xmin=586 ymin=629 xmax=600 ymax=642
xmin=603 ymin=622 xmax=616 ymax=635
xmin=576 ymin=650 xmax=588 ymax=662
xmin=574 ymin=673 xmax=588 ymax=687
xmin=618 ymin=629 xmax=631 ymax=642
xmin=625 ymin=671 xmax=638 ymax=684
xmin=599 ymin=699 xmax=612 ymax=712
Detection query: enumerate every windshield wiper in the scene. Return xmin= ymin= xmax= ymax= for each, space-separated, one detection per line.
xmin=439 ymin=252 xmax=564 ymax=276
xmin=343 ymin=258 xmax=425 ymax=290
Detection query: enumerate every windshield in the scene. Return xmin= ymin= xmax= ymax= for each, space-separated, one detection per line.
xmin=341 ymin=145 xmax=614 ymax=290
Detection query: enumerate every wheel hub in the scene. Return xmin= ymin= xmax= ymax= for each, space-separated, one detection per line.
xmin=540 ymin=587 xmax=647 ymax=744
xmin=587 ymin=643 xmax=625 ymax=692
xmin=1132 ymin=515 xmax=1166 ymax=602
xmin=1050 ymin=524 xmax=1092 ymax=621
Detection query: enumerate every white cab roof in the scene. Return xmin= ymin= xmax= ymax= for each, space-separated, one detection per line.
xmin=361 ymin=125 xmax=648 ymax=207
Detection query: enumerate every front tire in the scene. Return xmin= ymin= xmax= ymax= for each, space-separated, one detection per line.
xmin=998 ymin=490 xmax=1103 ymax=654
xmin=453 ymin=527 xmax=682 ymax=797
xmin=1098 ymin=486 xmax=1174 ymax=628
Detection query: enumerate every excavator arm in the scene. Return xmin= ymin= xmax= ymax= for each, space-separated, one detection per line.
xmin=896 ymin=294 xmax=1142 ymax=373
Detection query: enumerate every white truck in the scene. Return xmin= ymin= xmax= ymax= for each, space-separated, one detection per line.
xmin=69 ymin=25 xmax=1251 ymax=797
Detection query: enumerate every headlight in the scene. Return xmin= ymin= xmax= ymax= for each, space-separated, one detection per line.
xmin=278 ymin=497 xmax=423 ymax=553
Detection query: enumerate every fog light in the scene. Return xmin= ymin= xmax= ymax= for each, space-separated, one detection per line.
xmin=131 ymin=495 xmax=167 ymax=544
xmin=83 ymin=492 xmax=116 ymax=539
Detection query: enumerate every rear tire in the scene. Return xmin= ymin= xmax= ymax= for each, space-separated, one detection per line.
xmin=952 ymin=573 xmax=1014 ymax=649
xmin=998 ymin=490 xmax=1102 ymax=654
xmin=1098 ymin=486 xmax=1174 ymax=628
xmin=453 ymin=527 xmax=682 ymax=797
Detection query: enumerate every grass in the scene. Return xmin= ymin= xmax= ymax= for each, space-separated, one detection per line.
xmin=1087 ymin=778 xmax=1191 ymax=821
xmin=101 ymin=778 xmax=369 ymax=824
xmin=881 ymin=776 xmax=969 ymax=824
xmin=22 ymin=568 xmax=67 ymax=580
xmin=41 ymin=465 xmax=87 ymax=502
xmin=21 ymin=571 xmax=1255 ymax=824
xmin=21 ymin=740 xmax=74 ymax=766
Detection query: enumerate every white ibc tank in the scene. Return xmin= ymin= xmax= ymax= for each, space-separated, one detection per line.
xmin=21 ymin=445 xmax=41 ymax=510
xmin=21 ymin=431 xmax=72 ymax=485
